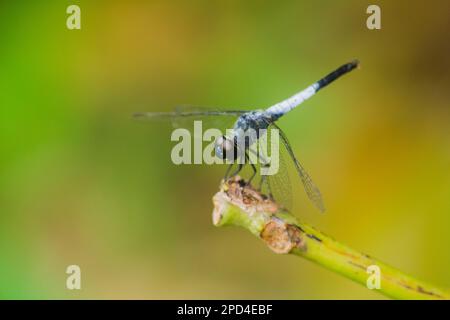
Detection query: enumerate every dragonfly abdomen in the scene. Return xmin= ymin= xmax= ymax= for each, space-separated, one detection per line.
xmin=265 ymin=60 xmax=359 ymax=121
xmin=266 ymin=83 xmax=319 ymax=120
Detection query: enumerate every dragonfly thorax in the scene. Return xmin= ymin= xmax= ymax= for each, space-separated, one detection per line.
xmin=214 ymin=111 xmax=274 ymax=161
xmin=233 ymin=110 xmax=272 ymax=133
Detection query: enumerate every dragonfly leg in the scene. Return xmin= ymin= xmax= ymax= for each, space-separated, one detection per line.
xmin=267 ymin=181 xmax=274 ymax=200
xmin=258 ymin=174 xmax=266 ymax=191
xmin=224 ymin=159 xmax=244 ymax=181
xmin=258 ymin=164 xmax=269 ymax=190
xmin=230 ymin=163 xmax=244 ymax=177
xmin=224 ymin=163 xmax=234 ymax=180
xmin=246 ymin=151 xmax=257 ymax=186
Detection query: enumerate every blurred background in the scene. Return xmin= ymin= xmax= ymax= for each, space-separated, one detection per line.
xmin=0 ymin=0 xmax=449 ymax=299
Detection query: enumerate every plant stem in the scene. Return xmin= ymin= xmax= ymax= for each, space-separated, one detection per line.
xmin=212 ymin=177 xmax=449 ymax=300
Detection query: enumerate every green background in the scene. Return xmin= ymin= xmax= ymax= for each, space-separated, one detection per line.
xmin=1 ymin=1 xmax=449 ymax=299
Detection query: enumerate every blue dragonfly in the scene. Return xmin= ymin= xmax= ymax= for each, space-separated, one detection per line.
xmin=135 ymin=60 xmax=359 ymax=212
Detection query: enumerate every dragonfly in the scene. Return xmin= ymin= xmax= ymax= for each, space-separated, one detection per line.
xmin=135 ymin=60 xmax=359 ymax=212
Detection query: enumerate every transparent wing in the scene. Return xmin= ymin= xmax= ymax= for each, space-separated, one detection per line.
xmin=271 ymin=123 xmax=325 ymax=213
xmin=134 ymin=105 xmax=246 ymax=125
xmin=134 ymin=106 xmax=247 ymax=137
xmin=267 ymin=151 xmax=293 ymax=212
xmin=255 ymin=124 xmax=293 ymax=212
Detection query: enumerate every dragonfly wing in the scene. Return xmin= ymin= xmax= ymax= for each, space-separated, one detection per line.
xmin=133 ymin=110 xmax=247 ymax=119
xmin=265 ymin=148 xmax=293 ymax=212
xmin=247 ymin=120 xmax=292 ymax=212
xmin=134 ymin=106 xmax=248 ymax=136
xmin=134 ymin=105 xmax=247 ymax=120
xmin=271 ymin=123 xmax=325 ymax=213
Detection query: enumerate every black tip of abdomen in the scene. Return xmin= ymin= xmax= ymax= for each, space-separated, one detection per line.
xmin=316 ymin=59 xmax=360 ymax=91
xmin=348 ymin=59 xmax=360 ymax=71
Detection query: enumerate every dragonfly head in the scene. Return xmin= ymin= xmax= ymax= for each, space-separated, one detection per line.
xmin=215 ymin=135 xmax=238 ymax=160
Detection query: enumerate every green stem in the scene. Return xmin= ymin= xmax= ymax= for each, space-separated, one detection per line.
xmin=212 ymin=177 xmax=449 ymax=300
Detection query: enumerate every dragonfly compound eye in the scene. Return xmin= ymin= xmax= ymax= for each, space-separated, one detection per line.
xmin=215 ymin=136 xmax=237 ymax=160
